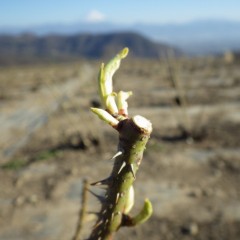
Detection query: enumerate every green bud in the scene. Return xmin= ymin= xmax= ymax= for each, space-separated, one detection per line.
xmin=91 ymin=108 xmax=119 ymax=127
xmin=131 ymin=199 xmax=153 ymax=225
xmin=105 ymin=93 xmax=118 ymax=116
xmin=117 ymin=91 xmax=132 ymax=116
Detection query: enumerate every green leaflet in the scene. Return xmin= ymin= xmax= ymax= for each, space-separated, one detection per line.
xmin=98 ymin=48 xmax=129 ymax=115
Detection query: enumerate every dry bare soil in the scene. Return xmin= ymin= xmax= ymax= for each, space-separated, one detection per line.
xmin=0 ymin=56 xmax=240 ymax=240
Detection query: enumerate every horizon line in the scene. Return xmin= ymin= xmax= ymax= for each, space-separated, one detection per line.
xmin=1 ymin=17 xmax=240 ymax=29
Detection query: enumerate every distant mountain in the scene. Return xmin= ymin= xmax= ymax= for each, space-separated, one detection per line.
xmin=134 ymin=20 xmax=240 ymax=54
xmin=0 ymin=22 xmax=125 ymax=36
xmin=1 ymin=19 xmax=240 ymax=55
xmin=0 ymin=32 xmax=180 ymax=65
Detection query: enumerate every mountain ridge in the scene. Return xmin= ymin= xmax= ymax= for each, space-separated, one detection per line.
xmin=1 ymin=19 xmax=240 ymax=54
xmin=0 ymin=32 xmax=181 ymax=65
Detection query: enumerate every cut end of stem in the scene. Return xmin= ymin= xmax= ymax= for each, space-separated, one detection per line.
xmin=132 ymin=115 xmax=152 ymax=134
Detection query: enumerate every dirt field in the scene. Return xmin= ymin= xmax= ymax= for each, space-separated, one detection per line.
xmin=0 ymin=55 xmax=240 ymax=240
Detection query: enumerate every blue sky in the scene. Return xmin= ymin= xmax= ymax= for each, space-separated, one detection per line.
xmin=1 ymin=0 xmax=240 ymax=26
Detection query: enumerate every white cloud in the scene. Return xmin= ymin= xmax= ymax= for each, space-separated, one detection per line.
xmin=85 ymin=10 xmax=106 ymax=22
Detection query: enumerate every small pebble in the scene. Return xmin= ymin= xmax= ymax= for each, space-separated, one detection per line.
xmin=14 ymin=196 xmax=25 ymax=206
xmin=28 ymin=194 xmax=38 ymax=204
xmin=66 ymin=168 xmax=78 ymax=176
xmin=187 ymin=188 xmax=202 ymax=198
xmin=202 ymin=188 xmax=214 ymax=197
xmin=181 ymin=223 xmax=199 ymax=236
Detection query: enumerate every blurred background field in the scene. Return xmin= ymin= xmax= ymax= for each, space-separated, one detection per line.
xmin=1 ymin=1 xmax=240 ymax=239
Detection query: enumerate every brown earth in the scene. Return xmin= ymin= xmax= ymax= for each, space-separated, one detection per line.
xmin=0 ymin=55 xmax=240 ymax=240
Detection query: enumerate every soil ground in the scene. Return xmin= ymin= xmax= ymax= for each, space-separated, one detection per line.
xmin=0 ymin=55 xmax=240 ymax=240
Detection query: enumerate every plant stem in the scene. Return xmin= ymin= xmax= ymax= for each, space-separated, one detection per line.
xmin=88 ymin=116 xmax=152 ymax=240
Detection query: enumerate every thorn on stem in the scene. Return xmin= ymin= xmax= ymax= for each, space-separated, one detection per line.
xmin=130 ymin=164 xmax=136 ymax=179
xmin=118 ymin=161 xmax=126 ymax=174
xmin=115 ymin=193 xmax=120 ymax=204
xmin=110 ymin=151 xmax=123 ymax=160
xmin=92 ymin=220 xmax=103 ymax=230
xmin=91 ymin=177 xmax=111 ymax=186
